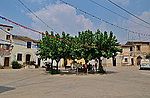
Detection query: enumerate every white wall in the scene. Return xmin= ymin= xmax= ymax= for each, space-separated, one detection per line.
xmin=0 ymin=26 xmax=13 ymax=66
xmin=10 ymin=39 xmax=38 ymax=66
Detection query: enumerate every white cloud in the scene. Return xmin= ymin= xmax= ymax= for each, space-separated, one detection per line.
xmin=28 ymin=3 xmax=94 ymax=35
xmin=112 ymin=0 xmax=130 ymax=6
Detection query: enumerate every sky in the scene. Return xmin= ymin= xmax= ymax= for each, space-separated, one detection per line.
xmin=0 ymin=0 xmax=150 ymax=44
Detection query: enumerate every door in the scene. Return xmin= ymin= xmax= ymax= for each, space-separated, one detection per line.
xmin=131 ymin=58 xmax=134 ymax=65
xmin=38 ymin=58 xmax=41 ymax=66
xmin=26 ymin=54 xmax=31 ymax=64
xmin=113 ymin=56 xmax=116 ymax=66
xmin=4 ymin=57 xmax=9 ymax=67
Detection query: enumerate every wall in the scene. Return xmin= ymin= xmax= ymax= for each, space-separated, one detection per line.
xmin=0 ymin=26 xmax=12 ymax=66
xmin=10 ymin=39 xmax=38 ymax=66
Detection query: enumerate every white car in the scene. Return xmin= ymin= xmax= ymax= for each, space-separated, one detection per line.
xmin=139 ymin=63 xmax=150 ymax=70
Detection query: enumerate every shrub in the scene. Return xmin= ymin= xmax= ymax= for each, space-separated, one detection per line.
xmin=0 ymin=64 xmax=4 ymax=69
xmin=29 ymin=61 xmax=36 ymax=65
xmin=12 ymin=61 xmax=22 ymax=69
xmin=49 ymin=69 xmax=60 ymax=74
xmin=35 ymin=64 xmax=39 ymax=68
xmin=98 ymin=65 xmax=106 ymax=74
xmin=146 ymin=53 xmax=150 ymax=59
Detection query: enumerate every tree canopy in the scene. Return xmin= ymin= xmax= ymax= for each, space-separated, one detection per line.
xmin=38 ymin=29 xmax=122 ymax=72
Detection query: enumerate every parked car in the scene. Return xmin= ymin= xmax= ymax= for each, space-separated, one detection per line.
xmin=139 ymin=63 xmax=150 ymax=70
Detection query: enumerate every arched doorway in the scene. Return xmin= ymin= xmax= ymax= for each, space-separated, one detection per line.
xmin=26 ymin=54 xmax=31 ymax=64
xmin=137 ymin=56 xmax=142 ymax=66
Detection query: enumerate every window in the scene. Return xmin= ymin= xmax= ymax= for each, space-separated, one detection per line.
xmin=137 ymin=45 xmax=141 ymax=51
xmin=130 ymin=47 xmax=133 ymax=51
xmin=6 ymin=35 xmax=10 ymax=40
xmin=125 ymin=58 xmax=128 ymax=62
xmin=27 ymin=42 xmax=31 ymax=48
xmin=7 ymin=28 xmax=10 ymax=31
xmin=17 ymin=53 xmax=22 ymax=61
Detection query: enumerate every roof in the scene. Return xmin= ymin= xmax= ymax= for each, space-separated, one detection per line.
xmin=126 ymin=41 xmax=150 ymax=45
xmin=0 ymin=24 xmax=13 ymax=28
xmin=12 ymin=35 xmax=38 ymax=43
xmin=121 ymin=45 xmax=132 ymax=47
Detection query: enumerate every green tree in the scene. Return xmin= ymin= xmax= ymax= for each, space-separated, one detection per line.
xmin=61 ymin=32 xmax=73 ymax=67
xmin=38 ymin=31 xmax=56 ymax=71
xmin=94 ymin=30 xmax=121 ymax=72
xmin=38 ymin=30 xmax=121 ymax=74
xmin=78 ymin=30 xmax=96 ymax=64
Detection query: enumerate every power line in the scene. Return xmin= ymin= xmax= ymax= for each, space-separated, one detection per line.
xmin=0 ymin=27 xmax=38 ymax=47
xmin=0 ymin=15 xmax=62 ymax=41
xmin=107 ymin=0 xmax=150 ymax=26
xmin=17 ymin=0 xmax=58 ymax=33
xmin=89 ymin=0 xmax=150 ymax=29
xmin=59 ymin=0 xmax=150 ymax=37
xmin=0 ymin=15 xmax=44 ymax=35
xmin=0 ymin=37 xmax=38 ymax=49
xmin=0 ymin=38 xmax=26 ymax=47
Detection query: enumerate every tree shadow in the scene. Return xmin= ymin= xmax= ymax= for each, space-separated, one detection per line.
xmin=106 ymin=71 xmax=118 ymax=74
xmin=0 ymin=86 xmax=15 ymax=93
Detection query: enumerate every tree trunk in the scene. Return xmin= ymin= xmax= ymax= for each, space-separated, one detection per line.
xmin=56 ymin=61 xmax=59 ymax=71
xmin=98 ymin=57 xmax=102 ymax=68
xmin=85 ymin=60 xmax=88 ymax=74
xmin=51 ymin=59 xmax=53 ymax=71
xmin=64 ymin=58 xmax=67 ymax=69
xmin=76 ymin=67 xmax=79 ymax=75
xmin=98 ymin=57 xmax=105 ymax=73
xmin=56 ymin=59 xmax=60 ymax=71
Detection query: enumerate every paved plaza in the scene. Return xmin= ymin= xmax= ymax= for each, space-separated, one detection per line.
xmin=0 ymin=66 xmax=150 ymax=98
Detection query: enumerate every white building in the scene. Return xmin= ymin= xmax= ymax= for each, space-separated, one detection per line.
xmin=0 ymin=24 xmax=40 ymax=68
xmin=11 ymin=35 xmax=39 ymax=67
xmin=0 ymin=24 xmax=13 ymax=67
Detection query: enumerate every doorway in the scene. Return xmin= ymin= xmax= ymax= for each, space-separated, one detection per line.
xmin=113 ymin=56 xmax=116 ymax=66
xmin=26 ymin=54 xmax=31 ymax=64
xmin=131 ymin=58 xmax=134 ymax=65
xmin=4 ymin=57 xmax=9 ymax=67
xmin=38 ymin=58 xmax=41 ymax=66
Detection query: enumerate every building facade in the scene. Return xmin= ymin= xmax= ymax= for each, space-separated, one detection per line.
xmin=10 ymin=35 xmax=39 ymax=67
xmin=0 ymin=24 xmax=39 ymax=68
xmin=103 ymin=41 xmax=150 ymax=67
xmin=0 ymin=24 xmax=13 ymax=67
xmin=124 ymin=41 xmax=150 ymax=66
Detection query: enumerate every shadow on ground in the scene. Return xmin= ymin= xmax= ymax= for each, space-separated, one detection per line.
xmin=106 ymin=71 xmax=118 ymax=74
xmin=0 ymin=86 xmax=15 ymax=93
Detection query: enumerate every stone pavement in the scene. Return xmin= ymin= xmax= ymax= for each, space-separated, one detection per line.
xmin=0 ymin=66 xmax=150 ymax=98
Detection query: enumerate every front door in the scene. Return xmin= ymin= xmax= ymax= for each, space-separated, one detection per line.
xmin=38 ymin=58 xmax=41 ymax=66
xmin=113 ymin=56 xmax=116 ymax=66
xmin=4 ymin=57 xmax=9 ymax=67
xmin=26 ymin=54 xmax=31 ymax=64
xmin=131 ymin=58 xmax=134 ymax=65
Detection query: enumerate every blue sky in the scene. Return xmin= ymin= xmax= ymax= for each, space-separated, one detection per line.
xmin=0 ymin=0 xmax=150 ymax=44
